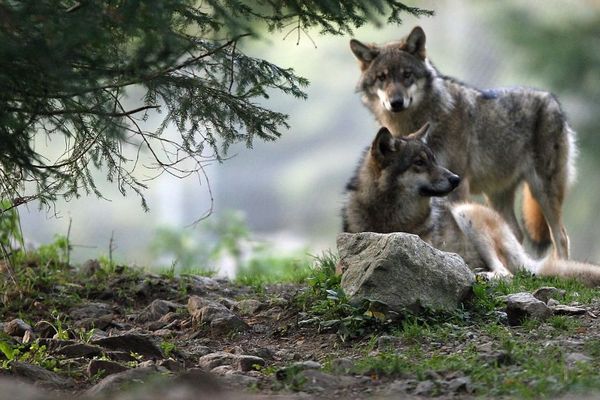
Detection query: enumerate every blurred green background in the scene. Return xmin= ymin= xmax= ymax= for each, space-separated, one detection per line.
xmin=18 ymin=0 xmax=600 ymax=273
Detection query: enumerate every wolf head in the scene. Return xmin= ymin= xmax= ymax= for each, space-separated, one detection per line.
xmin=350 ymin=27 xmax=432 ymax=113
xmin=370 ymin=123 xmax=460 ymax=197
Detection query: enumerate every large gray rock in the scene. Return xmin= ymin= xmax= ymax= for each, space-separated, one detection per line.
xmin=338 ymin=233 xmax=475 ymax=313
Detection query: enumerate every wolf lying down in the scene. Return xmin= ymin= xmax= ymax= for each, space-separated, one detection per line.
xmin=342 ymin=124 xmax=600 ymax=286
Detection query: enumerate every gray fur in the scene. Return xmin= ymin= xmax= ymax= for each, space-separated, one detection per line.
xmin=342 ymin=131 xmax=600 ymax=285
xmin=350 ymin=26 xmax=576 ymax=259
xmin=343 ymin=130 xmax=484 ymax=269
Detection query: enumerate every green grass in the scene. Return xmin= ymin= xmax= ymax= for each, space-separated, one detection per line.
xmin=353 ymin=341 xmax=600 ymax=398
xmin=548 ymin=315 xmax=581 ymax=332
xmin=490 ymin=270 xmax=598 ymax=304
xmin=337 ymin=269 xmax=600 ymax=398
xmin=235 ymin=251 xmax=323 ymax=289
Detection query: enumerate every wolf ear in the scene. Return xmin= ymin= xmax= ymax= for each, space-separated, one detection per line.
xmin=407 ymin=122 xmax=431 ymax=144
xmin=350 ymin=39 xmax=379 ymax=70
xmin=404 ymin=26 xmax=426 ymax=59
xmin=371 ymin=127 xmax=399 ymax=165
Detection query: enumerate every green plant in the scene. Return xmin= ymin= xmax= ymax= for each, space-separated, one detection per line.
xmin=274 ymin=365 xmax=308 ymax=392
xmin=235 ymin=249 xmax=312 ymax=288
xmin=548 ymin=315 xmax=580 ymax=332
xmin=0 ymin=340 xmax=58 ymax=371
xmin=51 ymin=310 xmax=70 ymax=340
xmin=160 ymin=341 xmax=177 ymax=358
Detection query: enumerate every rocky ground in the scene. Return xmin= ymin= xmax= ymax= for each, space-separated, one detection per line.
xmin=2 ymin=248 xmax=600 ymax=399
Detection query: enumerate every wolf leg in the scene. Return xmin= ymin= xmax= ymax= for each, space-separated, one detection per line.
xmin=486 ymin=185 xmax=523 ymax=243
xmin=450 ymin=203 xmax=514 ymax=278
xmin=526 ymin=179 xmax=570 ymax=259
xmin=524 ymin=98 xmax=574 ymax=259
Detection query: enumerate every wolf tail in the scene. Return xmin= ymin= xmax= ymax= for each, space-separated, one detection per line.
xmin=522 ymin=184 xmax=552 ymax=255
xmin=520 ymin=254 xmax=600 ymax=288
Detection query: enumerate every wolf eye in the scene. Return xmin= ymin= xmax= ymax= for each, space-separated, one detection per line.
xmin=403 ymin=70 xmax=413 ymax=79
xmin=413 ymin=159 xmax=425 ymax=167
xmin=377 ymin=73 xmax=386 ymax=81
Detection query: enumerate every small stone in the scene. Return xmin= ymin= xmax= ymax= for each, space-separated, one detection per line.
xmin=210 ymin=315 xmax=248 ymax=335
xmin=199 ymin=304 xmax=231 ymax=323
xmin=219 ymin=372 xmax=260 ymax=388
xmin=84 ymin=367 xmax=159 ymax=396
xmin=138 ymin=360 xmax=157 ymax=368
xmin=330 ymin=357 xmax=354 ymax=374
xmin=137 ymin=299 xmax=183 ymax=323
xmin=268 ymin=297 xmax=288 ymax=307
xmin=318 ymin=319 xmax=341 ymax=332
xmin=533 ymin=287 xmax=566 ymax=304
xmin=250 ymin=347 xmax=275 ymax=360
xmin=550 ymin=304 xmax=587 ymax=315
xmin=92 ymin=333 xmax=162 ymax=358
xmin=70 ymin=302 xmax=113 ymax=320
xmin=155 ymin=329 xmax=174 ymax=338
xmin=198 ymin=352 xmax=238 ymax=370
xmin=22 ymin=330 xmax=35 ymax=344
xmin=105 ymin=351 xmax=137 ymax=362
xmin=11 ymin=362 xmax=74 ymax=389
xmin=187 ymin=296 xmax=212 ymax=316
xmin=235 ymin=299 xmax=263 ymax=316
xmin=4 ymin=319 xmax=32 ymax=337
xmin=257 ymin=307 xmax=283 ymax=319
xmin=565 ymin=352 xmax=592 ymax=365
xmin=505 ymin=292 xmax=552 ymax=325
xmin=447 ymin=376 xmax=472 ymax=393
xmin=477 ymin=342 xmax=493 ymax=353
xmin=388 ymin=379 xmax=418 ymax=393
xmin=414 ymin=380 xmax=436 ymax=396
xmin=34 ymin=321 xmax=57 ymax=338
xmin=377 ymin=335 xmax=402 ymax=350
xmin=211 ymin=365 xmax=234 ymax=375
xmin=298 ymin=317 xmax=320 ymax=327
xmin=80 ymin=259 xmax=101 ymax=276
xmin=480 ymin=351 xmax=513 ymax=366
xmin=73 ymin=314 xmax=115 ymax=331
xmin=186 ymin=344 xmax=212 ymax=358
xmin=87 ymin=360 xmax=128 ymax=378
xmin=218 ymin=297 xmax=237 ymax=309
xmin=291 ymin=360 xmax=322 ymax=370
xmin=158 ymin=358 xmax=183 ymax=372
xmin=54 ymin=343 xmax=103 ymax=358
xmin=236 ymin=355 xmax=265 ymax=372
xmin=251 ymin=324 xmax=268 ymax=333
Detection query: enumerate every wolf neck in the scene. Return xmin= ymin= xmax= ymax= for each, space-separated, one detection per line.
xmin=378 ymin=190 xmax=436 ymax=239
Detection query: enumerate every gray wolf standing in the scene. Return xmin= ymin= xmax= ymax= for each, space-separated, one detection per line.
xmin=342 ymin=126 xmax=599 ymax=284
xmin=349 ymin=26 xmax=577 ymax=259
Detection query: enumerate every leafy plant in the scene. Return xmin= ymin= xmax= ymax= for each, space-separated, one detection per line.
xmin=160 ymin=341 xmax=177 ymax=358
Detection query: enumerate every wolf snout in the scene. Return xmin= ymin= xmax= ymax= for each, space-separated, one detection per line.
xmin=390 ymin=97 xmax=404 ymax=112
xmin=448 ymin=174 xmax=461 ymax=189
